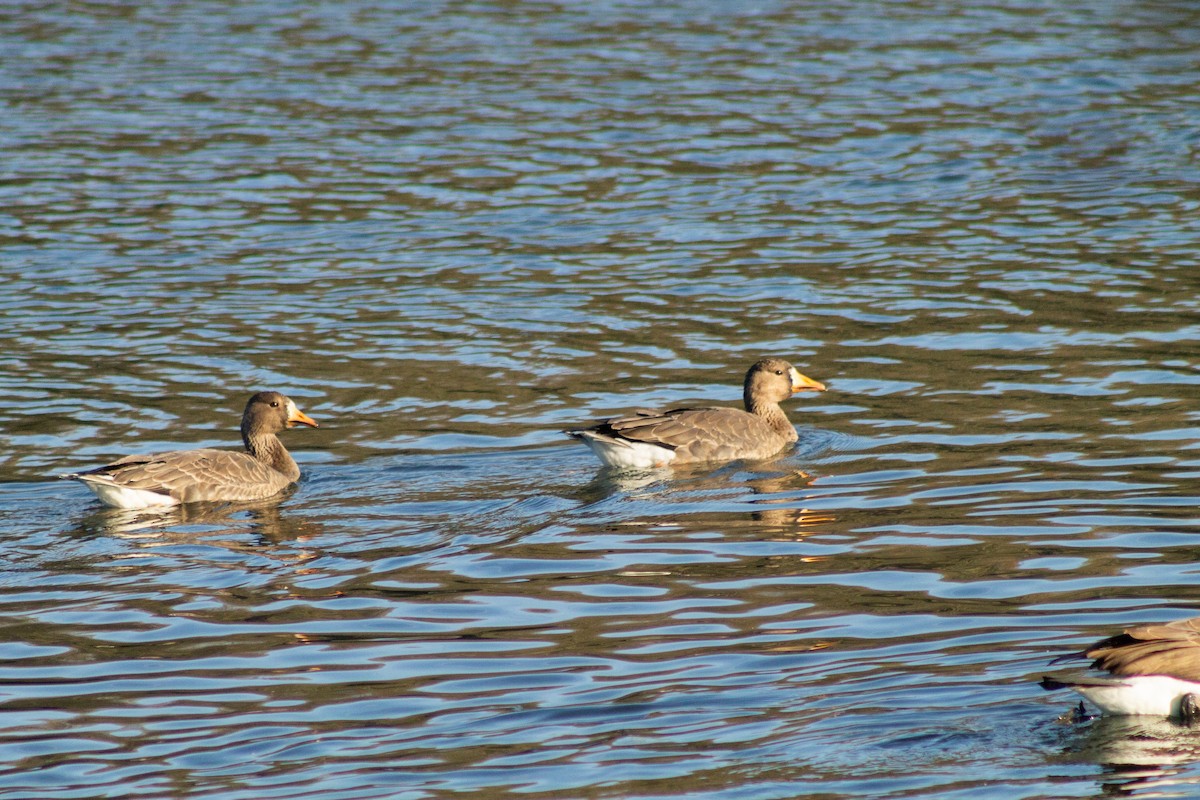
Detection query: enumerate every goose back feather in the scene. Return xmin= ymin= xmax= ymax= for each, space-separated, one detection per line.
xmin=64 ymin=391 xmax=318 ymax=509
xmin=567 ymin=358 xmax=825 ymax=470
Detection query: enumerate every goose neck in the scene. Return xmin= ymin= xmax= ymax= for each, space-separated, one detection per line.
xmin=746 ymin=400 xmax=796 ymax=440
xmin=244 ymin=432 xmax=300 ymax=481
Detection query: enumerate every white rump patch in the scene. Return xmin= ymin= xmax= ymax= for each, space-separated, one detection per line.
xmin=1072 ymin=675 xmax=1200 ymax=717
xmin=576 ymin=433 xmax=677 ymax=471
xmin=76 ymin=476 xmax=180 ymax=510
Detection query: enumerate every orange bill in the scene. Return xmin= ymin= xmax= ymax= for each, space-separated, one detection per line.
xmin=789 ymin=368 xmax=826 ymax=393
xmin=287 ymin=404 xmax=319 ymax=428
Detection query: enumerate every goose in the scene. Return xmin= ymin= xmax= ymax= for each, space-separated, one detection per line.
xmin=566 ymin=358 xmax=826 ymax=471
xmin=1040 ymin=617 xmax=1200 ymax=722
xmin=63 ymin=391 xmax=318 ymax=509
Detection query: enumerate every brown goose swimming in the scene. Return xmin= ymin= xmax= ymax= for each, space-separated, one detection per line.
xmin=566 ymin=358 xmax=826 ymax=470
xmin=63 ymin=391 xmax=318 ymax=509
xmin=1040 ymin=617 xmax=1200 ymax=721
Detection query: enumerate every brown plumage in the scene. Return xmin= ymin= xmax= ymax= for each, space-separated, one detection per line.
xmin=567 ymin=358 xmax=826 ymax=470
xmin=1038 ymin=616 xmax=1200 ymax=719
xmin=1054 ymin=617 xmax=1200 ymax=682
xmin=64 ymin=391 xmax=318 ymax=509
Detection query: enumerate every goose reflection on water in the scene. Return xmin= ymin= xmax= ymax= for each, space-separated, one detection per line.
xmin=74 ymin=496 xmax=325 ymax=552
xmin=1050 ymin=714 xmax=1200 ymax=797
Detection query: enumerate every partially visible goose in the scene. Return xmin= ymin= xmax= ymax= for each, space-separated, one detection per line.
xmin=566 ymin=358 xmax=826 ymax=471
xmin=63 ymin=391 xmax=318 ymax=509
xmin=1040 ymin=617 xmax=1200 ymax=722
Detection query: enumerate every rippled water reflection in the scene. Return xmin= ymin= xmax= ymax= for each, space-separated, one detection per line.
xmin=4 ymin=0 xmax=1200 ymax=797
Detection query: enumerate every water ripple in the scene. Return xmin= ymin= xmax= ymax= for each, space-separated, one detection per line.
xmin=5 ymin=0 xmax=1200 ymax=797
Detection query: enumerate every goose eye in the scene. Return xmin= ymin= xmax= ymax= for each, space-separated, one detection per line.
xmin=270 ymin=401 xmax=279 ymax=407
xmin=774 ymin=369 xmax=783 ymax=375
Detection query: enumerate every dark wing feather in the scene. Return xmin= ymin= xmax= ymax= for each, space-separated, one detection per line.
xmin=1085 ymin=617 xmax=1200 ymax=682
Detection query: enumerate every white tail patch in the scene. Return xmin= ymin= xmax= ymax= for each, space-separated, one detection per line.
xmin=1069 ymin=675 xmax=1200 ymax=717
xmin=74 ymin=476 xmax=180 ymax=510
xmin=575 ymin=433 xmax=676 ymax=471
